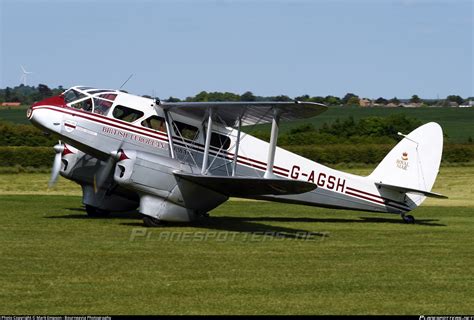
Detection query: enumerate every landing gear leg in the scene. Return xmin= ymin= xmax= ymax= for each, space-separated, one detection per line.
xmin=143 ymin=215 xmax=166 ymax=227
xmin=401 ymin=213 xmax=415 ymax=224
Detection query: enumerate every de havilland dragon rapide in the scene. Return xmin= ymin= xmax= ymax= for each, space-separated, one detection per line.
xmin=28 ymin=86 xmax=446 ymax=227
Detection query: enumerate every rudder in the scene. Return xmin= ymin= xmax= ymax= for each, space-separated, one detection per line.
xmin=368 ymin=122 xmax=443 ymax=206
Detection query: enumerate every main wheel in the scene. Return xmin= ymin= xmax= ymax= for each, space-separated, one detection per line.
xmin=85 ymin=205 xmax=110 ymax=218
xmin=402 ymin=214 xmax=416 ymax=224
xmin=143 ymin=215 xmax=166 ymax=227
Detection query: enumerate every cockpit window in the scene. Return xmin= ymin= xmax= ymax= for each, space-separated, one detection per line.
xmin=112 ymin=105 xmax=144 ymax=123
xmin=64 ymin=89 xmax=86 ymax=104
xmin=142 ymin=116 xmax=166 ymax=132
xmin=71 ymin=98 xmax=93 ymax=112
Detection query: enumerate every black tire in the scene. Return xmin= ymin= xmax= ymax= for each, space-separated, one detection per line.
xmin=85 ymin=205 xmax=110 ymax=218
xmin=403 ymin=214 xmax=416 ymax=224
xmin=143 ymin=215 xmax=166 ymax=227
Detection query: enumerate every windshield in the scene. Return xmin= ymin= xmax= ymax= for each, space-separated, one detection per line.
xmin=64 ymin=87 xmax=118 ymax=115
xmin=64 ymin=89 xmax=86 ymax=104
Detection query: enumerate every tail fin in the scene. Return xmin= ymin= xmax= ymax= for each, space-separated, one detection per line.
xmin=368 ymin=122 xmax=444 ymax=206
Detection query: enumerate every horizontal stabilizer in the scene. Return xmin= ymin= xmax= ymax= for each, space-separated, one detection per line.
xmin=174 ymin=173 xmax=317 ymax=197
xmin=375 ymin=182 xmax=447 ymax=199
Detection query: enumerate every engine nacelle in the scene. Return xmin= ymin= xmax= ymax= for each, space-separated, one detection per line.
xmin=59 ymin=143 xmax=138 ymax=212
xmin=114 ymin=150 xmax=228 ymax=222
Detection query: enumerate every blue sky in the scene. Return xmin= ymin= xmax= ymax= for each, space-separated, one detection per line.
xmin=1 ymin=0 xmax=472 ymax=99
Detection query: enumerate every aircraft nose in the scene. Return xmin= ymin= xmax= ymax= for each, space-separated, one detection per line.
xmin=28 ymin=95 xmax=66 ymax=134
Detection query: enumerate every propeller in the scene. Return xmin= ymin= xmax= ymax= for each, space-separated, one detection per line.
xmin=93 ymin=141 xmax=126 ymax=193
xmin=49 ymin=141 xmax=64 ymax=188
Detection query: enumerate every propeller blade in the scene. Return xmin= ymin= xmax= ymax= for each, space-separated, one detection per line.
xmin=48 ymin=143 xmax=64 ymax=188
xmin=93 ymin=140 xmax=125 ymax=193
xmin=94 ymin=157 xmax=116 ymax=193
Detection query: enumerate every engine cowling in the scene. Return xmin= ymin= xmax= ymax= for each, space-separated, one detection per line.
xmin=114 ymin=151 xmax=228 ymax=222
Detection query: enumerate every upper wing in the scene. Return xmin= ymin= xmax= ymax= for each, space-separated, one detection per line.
xmin=160 ymin=101 xmax=327 ymax=126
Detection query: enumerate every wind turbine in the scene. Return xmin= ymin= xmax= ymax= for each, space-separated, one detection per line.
xmin=20 ymin=65 xmax=33 ymax=86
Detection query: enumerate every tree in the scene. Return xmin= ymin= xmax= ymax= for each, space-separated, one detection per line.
xmin=273 ymin=95 xmax=292 ymax=102
xmin=193 ymin=91 xmax=209 ymax=102
xmin=324 ymin=95 xmax=341 ymax=106
xmin=166 ymin=96 xmax=181 ymax=102
xmin=309 ymin=96 xmax=325 ymax=104
xmin=410 ymin=94 xmax=422 ymax=104
xmin=240 ymin=91 xmax=256 ymax=101
xmin=346 ymin=96 xmax=360 ymax=106
xmin=294 ymin=94 xmax=310 ymax=101
xmin=37 ymin=84 xmax=53 ymax=101
xmin=389 ymin=97 xmax=400 ymax=105
xmin=342 ymin=93 xmax=359 ymax=105
xmin=5 ymin=87 xmax=12 ymax=101
xmin=375 ymin=97 xmax=388 ymax=105
xmin=446 ymin=95 xmax=463 ymax=105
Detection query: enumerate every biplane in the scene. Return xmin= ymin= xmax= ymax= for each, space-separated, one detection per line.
xmin=27 ymin=86 xmax=446 ymax=226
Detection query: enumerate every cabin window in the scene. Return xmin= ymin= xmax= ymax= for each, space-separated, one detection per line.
xmin=71 ymin=98 xmax=93 ymax=112
xmin=210 ymin=132 xmax=231 ymax=150
xmin=174 ymin=121 xmax=199 ymax=141
xmin=99 ymin=94 xmax=117 ymax=101
xmin=93 ymin=98 xmax=113 ymax=115
xmin=112 ymin=105 xmax=144 ymax=122
xmin=141 ymin=116 xmax=166 ymax=132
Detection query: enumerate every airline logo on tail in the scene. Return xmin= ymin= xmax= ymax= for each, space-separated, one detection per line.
xmin=396 ymin=152 xmax=409 ymax=170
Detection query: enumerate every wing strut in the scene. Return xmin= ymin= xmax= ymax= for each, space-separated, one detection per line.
xmin=264 ymin=108 xmax=281 ymax=179
xmin=201 ymin=108 xmax=213 ymax=174
xmin=163 ymin=109 xmax=175 ymax=159
xmin=231 ymin=116 xmax=242 ymax=176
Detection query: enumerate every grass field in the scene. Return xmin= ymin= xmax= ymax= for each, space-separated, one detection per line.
xmin=250 ymin=106 xmax=474 ymax=144
xmin=0 ymin=105 xmax=29 ymax=124
xmin=0 ymin=167 xmax=473 ymax=314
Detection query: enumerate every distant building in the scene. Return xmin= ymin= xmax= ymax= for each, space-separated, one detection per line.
xmin=400 ymin=102 xmax=423 ymax=108
xmin=1 ymin=102 xmax=21 ymax=107
xmin=448 ymin=101 xmax=459 ymax=107
xmin=459 ymin=100 xmax=473 ymax=108
xmin=359 ymin=98 xmax=372 ymax=107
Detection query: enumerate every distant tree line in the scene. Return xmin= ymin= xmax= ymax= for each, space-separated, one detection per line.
xmin=0 ymin=84 xmax=472 ymax=107
xmin=0 ymin=114 xmax=425 ymax=147
xmin=0 ymin=85 xmax=64 ymax=105
xmin=250 ymin=114 xmax=426 ymax=145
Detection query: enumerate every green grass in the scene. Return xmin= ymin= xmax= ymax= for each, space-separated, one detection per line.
xmin=0 ymin=105 xmax=29 ymax=124
xmin=0 ymin=168 xmax=473 ymax=314
xmin=249 ymin=106 xmax=474 ymax=144
xmin=1 ymin=166 xmax=472 ymax=206
xmin=0 ymin=197 xmax=472 ymax=314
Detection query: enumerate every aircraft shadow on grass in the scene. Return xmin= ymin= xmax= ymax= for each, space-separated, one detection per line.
xmin=43 ymin=207 xmax=446 ymax=240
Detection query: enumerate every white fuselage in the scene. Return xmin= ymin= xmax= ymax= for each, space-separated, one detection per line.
xmin=29 ymin=88 xmax=414 ymax=216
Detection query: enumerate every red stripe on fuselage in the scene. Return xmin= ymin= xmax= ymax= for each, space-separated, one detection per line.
xmin=31 ymin=105 xmax=290 ymax=177
xmin=346 ymin=186 xmax=409 ymax=208
xmin=345 ymin=188 xmax=410 ymax=212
